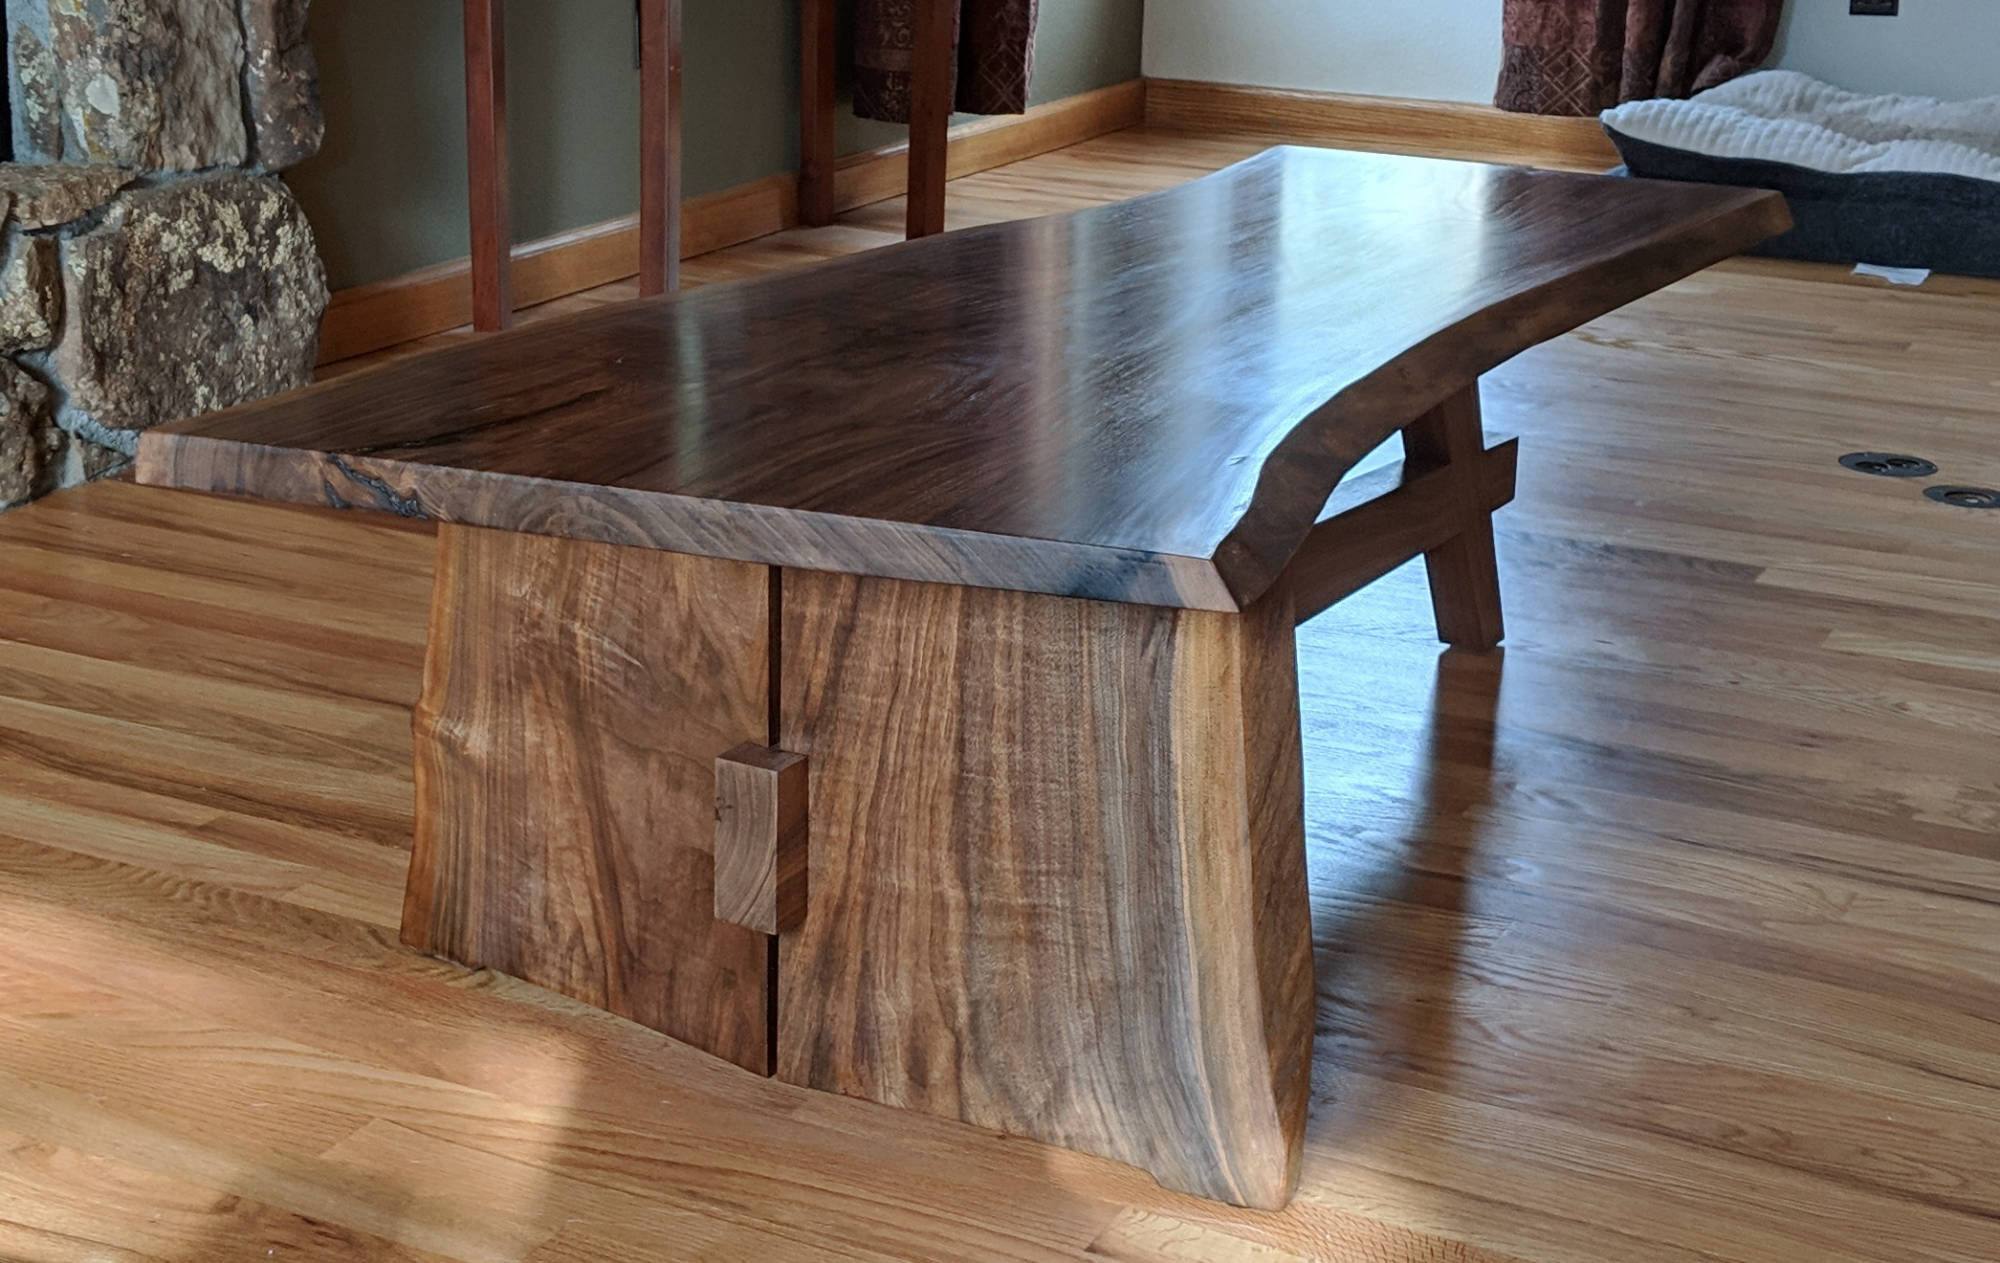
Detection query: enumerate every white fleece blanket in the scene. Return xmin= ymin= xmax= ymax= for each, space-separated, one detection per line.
xmin=1601 ymin=70 xmax=2000 ymax=183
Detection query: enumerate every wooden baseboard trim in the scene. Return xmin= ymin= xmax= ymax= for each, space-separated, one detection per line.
xmin=830 ymin=78 xmax=1146 ymax=213
xmin=316 ymin=78 xmax=1147 ymax=365
xmin=316 ymin=175 xmax=796 ymax=365
xmin=1142 ymin=79 xmax=1619 ymax=172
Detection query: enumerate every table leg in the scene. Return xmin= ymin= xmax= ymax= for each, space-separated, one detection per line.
xmin=1402 ymin=385 xmax=1505 ymax=650
xmin=775 ymin=570 xmax=1315 ymax=1209
xmin=403 ymin=525 xmax=776 ymax=1073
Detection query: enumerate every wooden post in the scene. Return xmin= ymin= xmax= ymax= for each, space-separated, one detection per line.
xmin=462 ymin=0 xmax=512 ymax=330
xmin=798 ymin=0 xmax=838 ymax=227
xmin=638 ymin=0 xmax=684 ymax=295
xmin=905 ymin=0 xmax=955 ymax=238
xmin=1401 ymin=385 xmax=1506 ymax=650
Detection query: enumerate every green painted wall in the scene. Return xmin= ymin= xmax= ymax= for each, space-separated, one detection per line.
xmin=288 ymin=0 xmax=1144 ymax=291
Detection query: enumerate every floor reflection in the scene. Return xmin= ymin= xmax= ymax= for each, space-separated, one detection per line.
xmin=1299 ymin=605 xmax=1505 ymax=1147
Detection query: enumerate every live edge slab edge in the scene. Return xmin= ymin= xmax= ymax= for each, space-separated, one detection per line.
xmin=130 ymin=147 xmax=1790 ymax=1209
xmin=135 ymin=147 xmax=1789 ymax=614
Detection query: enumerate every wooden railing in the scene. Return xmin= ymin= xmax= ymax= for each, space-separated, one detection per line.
xmin=460 ymin=0 xmax=685 ymax=333
xmin=461 ymin=0 xmax=965 ymax=335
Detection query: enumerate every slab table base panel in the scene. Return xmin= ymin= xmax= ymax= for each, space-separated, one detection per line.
xmin=776 ymin=568 xmax=1314 ymax=1209
xmin=393 ymin=386 xmax=1520 ymax=1209
xmin=402 ymin=524 xmax=777 ymax=1075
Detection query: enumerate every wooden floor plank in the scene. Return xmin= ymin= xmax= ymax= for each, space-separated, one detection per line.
xmin=0 ymin=1125 xmax=459 ymax=1263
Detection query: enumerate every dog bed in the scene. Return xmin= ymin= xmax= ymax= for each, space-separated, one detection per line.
xmin=1601 ymin=70 xmax=2000 ymax=278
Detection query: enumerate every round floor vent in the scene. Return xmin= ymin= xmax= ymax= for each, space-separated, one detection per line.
xmin=1839 ymin=452 xmax=1939 ymax=478
xmin=1924 ymin=486 xmax=2000 ymax=510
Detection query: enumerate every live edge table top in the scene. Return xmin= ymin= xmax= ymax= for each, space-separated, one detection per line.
xmin=137 ymin=147 xmax=1788 ymax=611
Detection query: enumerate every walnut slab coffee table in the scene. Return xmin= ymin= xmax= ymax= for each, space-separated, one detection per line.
xmin=137 ymin=148 xmax=1787 ymax=1209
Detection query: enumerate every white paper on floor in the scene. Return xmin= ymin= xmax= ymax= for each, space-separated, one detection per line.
xmin=1853 ymin=262 xmax=1932 ymax=286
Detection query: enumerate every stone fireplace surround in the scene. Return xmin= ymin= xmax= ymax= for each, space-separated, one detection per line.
xmin=0 ymin=0 xmax=328 ymax=508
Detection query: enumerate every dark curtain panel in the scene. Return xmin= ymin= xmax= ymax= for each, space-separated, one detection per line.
xmin=1495 ymin=0 xmax=1786 ymax=116
xmin=852 ymin=0 xmax=1040 ymax=124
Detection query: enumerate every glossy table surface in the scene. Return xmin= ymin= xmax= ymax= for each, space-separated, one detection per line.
xmin=139 ymin=147 xmax=1788 ymax=609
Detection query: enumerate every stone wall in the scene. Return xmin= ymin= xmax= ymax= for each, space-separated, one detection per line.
xmin=1 ymin=0 xmax=328 ymax=509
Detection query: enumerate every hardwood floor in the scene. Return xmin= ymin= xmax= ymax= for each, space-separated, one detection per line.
xmin=3 ymin=128 xmax=1999 ymax=1261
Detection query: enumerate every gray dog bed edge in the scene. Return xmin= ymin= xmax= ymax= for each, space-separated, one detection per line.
xmin=1605 ymin=129 xmax=2000 ymax=279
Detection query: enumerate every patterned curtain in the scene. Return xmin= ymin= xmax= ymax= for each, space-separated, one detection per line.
xmin=1495 ymin=0 xmax=1786 ymax=116
xmin=852 ymin=0 xmax=1040 ymax=123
